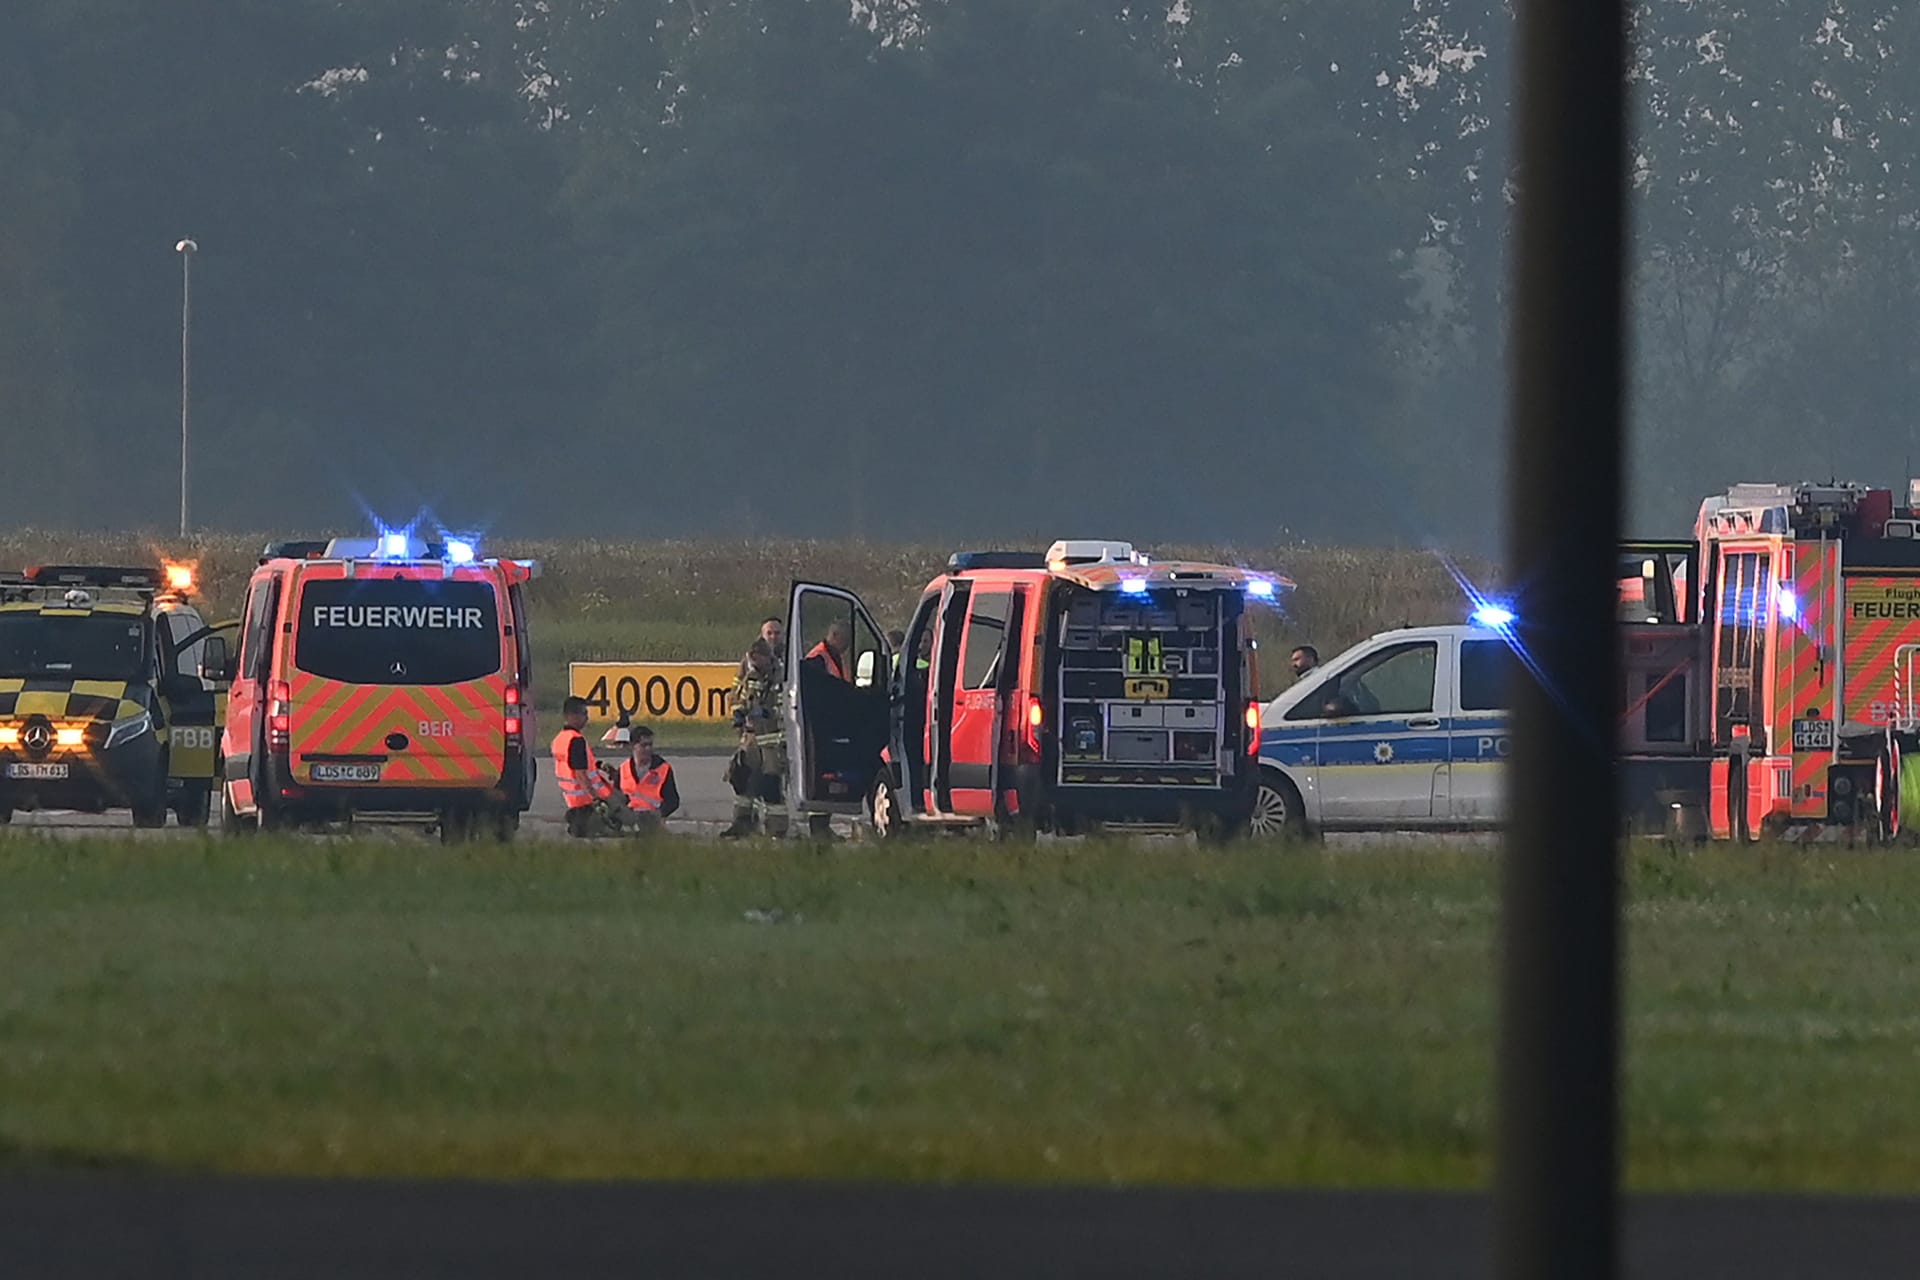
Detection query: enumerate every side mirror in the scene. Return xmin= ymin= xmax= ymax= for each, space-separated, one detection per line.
xmin=855 ymin=650 xmax=878 ymax=689
xmin=199 ymin=635 xmax=233 ymax=683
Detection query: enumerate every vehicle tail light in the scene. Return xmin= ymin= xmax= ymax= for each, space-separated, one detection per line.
xmin=1244 ymin=701 xmax=1261 ymax=756
xmin=268 ymin=680 xmax=291 ymax=751
xmin=504 ymin=685 xmax=523 ymax=743
xmin=1025 ymin=695 xmax=1044 ymax=754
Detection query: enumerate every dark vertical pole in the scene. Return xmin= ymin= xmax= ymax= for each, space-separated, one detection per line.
xmin=1497 ymin=0 xmax=1629 ymax=1274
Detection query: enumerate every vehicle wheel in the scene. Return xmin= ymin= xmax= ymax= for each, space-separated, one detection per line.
xmin=984 ymin=814 xmax=1036 ymax=844
xmin=1883 ymin=740 xmax=1902 ymax=842
xmin=491 ymin=810 xmax=521 ymax=842
xmin=1197 ymin=808 xmax=1251 ymax=846
xmin=868 ymin=776 xmax=905 ymax=841
xmin=174 ymin=783 xmax=213 ymax=829
xmin=219 ymin=783 xmax=252 ymax=837
xmin=1247 ymin=770 xmax=1307 ymax=841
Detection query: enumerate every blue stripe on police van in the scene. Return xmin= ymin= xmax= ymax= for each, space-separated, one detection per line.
xmin=1259 ymin=715 xmax=1512 ymax=769
xmin=1317 ymin=732 xmax=1449 ymax=767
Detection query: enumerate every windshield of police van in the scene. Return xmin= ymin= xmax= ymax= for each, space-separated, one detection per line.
xmin=0 ymin=613 xmax=148 ymax=681
xmin=294 ymin=579 xmax=500 ymax=685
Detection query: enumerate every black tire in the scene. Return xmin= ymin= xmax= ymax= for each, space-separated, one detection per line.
xmin=1883 ymin=741 xmax=1902 ymax=843
xmin=1197 ymin=807 xmax=1253 ymax=846
xmin=983 ymin=814 xmax=1036 ymax=845
xmin=219 ymin=783 xmax=252 ymax=837
xmin=1729 ymin=760 xmax=1751 ymax=845
xmin=174 ymin=783 xmax=213 ymax=829
xmin=1248 ymin=769 xmax=1308 ymax=841
xmin=131 ymin=795 xmax=169 ymax=829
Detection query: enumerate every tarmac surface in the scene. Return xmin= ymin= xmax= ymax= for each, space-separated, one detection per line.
xmin=2 ymin=746 xmax=763 ymax=840
xmin=5 ymin=752 xmax=1495 ymax=846
xmin=6 ymin=1176 xmax=1920 ymax=1279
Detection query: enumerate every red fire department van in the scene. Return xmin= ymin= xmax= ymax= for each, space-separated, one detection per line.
xmin=218 ymin=535 xmax=540 ymax=840
xmin=785 ymin=540 xmax=1285 ymax=839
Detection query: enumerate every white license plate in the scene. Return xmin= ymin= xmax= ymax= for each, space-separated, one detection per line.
xmin=310 ymin=763 xmax=382 ymax=783
xmin=6 ymin=762 xmax=70 ymax=780
xmin=1791 ymin=718 xmax=1835 ymax=751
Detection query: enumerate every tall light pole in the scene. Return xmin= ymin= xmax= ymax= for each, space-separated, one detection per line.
xmin=175 ymin=238 xmax=197 ymax=537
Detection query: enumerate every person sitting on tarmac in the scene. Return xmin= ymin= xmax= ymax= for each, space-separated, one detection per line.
xmin=618 ymin=724 xmax=680 ymax=832
xmin=553 ymin=695 xmax=616 ymax=837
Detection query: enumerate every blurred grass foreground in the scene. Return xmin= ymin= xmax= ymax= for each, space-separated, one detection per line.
xmin=3 ymin=836 xmax=1918 ymax=1191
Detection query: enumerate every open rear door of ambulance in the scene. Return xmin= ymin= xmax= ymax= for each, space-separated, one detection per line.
xmin=785 ymin=581 xmax=893 ymax=820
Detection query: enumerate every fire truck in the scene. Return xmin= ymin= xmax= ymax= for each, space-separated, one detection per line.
xmin=1679 ymin=481 xmax=1920 ymax=842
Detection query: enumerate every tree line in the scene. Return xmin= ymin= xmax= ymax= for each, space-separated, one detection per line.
xmin=2 ymin=1 xmax=1914 ymax=545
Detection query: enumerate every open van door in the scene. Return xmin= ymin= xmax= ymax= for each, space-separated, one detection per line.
xmin=927 ymin=580 xmax=970 ymax=813
xmin=886 ymin=590 xmax=944 ymax=825
xmin=984 ymin=586 xmax=1029 ymax=825
xmin=785 ymin=581 xmax=893 ymax=820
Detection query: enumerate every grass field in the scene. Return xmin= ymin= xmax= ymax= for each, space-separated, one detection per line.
xmin=3 ymin=835 xmax=1919 ymax=1191
xmin=0 ymin=529 xmax=1487 ymax=687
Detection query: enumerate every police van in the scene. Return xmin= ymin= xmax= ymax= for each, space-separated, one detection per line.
xmin=0 ymin=564 xmax=234 ymax=827
xmin=787 ymin=539 xmax=1282 ymax=839
xmin=218 ymin=536 xmax=539 ymax=840
xmin=1255 ymin=583 xmax=1712 ymax=837
xmin=1253 ymin=624 xmax=1516 ymax=836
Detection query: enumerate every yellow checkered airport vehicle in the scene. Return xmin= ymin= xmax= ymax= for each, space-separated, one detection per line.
xmin=0 ymin=564 xmax=238 ymax=827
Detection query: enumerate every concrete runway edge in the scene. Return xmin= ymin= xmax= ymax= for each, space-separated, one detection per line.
xmin=6 ymin=1174 xmax=1920 ymax=1279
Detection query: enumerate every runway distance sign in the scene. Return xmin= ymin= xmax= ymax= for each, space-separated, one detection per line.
xmin=568 ymin=662 xmax=739 ymax=723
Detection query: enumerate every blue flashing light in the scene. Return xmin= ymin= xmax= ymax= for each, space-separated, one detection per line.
xmin=379 ymin=532 xmax=411 ymax=559
xmin=1777 ymin=586 xmax=1799 ymax=622
xmin=1247 ymin=578 xmax=1276 ymax=599
xmin=1471 ymin=603 xmax=1516 ymax=629
xmin=1120 ymin=577 xmax=1148 ymax=595
xmin=445 ymin=538 xmax=476 ymax=565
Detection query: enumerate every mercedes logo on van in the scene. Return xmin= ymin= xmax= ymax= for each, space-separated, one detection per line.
xmin=21 ymin=719 xmax=53 ymax=757
xmin=390 ymin=660 xmax=407 ymax=677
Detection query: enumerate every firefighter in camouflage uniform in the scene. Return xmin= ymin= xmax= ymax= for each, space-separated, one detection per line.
xmin=724 ymin=637 xmax=787 ymax=838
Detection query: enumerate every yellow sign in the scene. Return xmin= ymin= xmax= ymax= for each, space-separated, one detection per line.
xmin=1125 ymin=677 xmax=1171 ymax=700
xmin=1847 ymin=580 xmax=1920 ymax=622
xmin=569 ymin=662 xmax=739 ymax=723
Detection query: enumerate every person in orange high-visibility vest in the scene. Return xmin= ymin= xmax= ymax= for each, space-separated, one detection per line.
xmin=552 ymin=695 xmax=614 ymax=837
xmin=805 ymin=620 xmax=852 ymax=683
xmin=617 ymin=724 xmax=680 ymax=832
